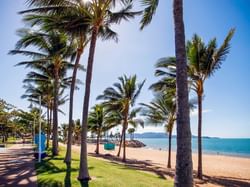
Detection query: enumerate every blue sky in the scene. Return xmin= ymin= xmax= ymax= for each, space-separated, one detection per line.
xmin=0 ymin=0 xmax=249 ymax=138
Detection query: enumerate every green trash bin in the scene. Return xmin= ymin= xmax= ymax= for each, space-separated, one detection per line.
xmin=104 ymin=143 xmax=115 ymax=150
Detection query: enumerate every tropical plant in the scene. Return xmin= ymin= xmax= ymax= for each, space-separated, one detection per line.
xmin=0 ymin=99 xmax=16 ymax=142
xmin=21 ymin=8 xmax=89 ymax=165
xmin=72 ymin=119 xmax=82 ymax=145
xmin=21 ymin=0 xmax=140 ymax=180
xmin=187 ymin=30 xmax=234 ymax=179
xmin=9 ymin=29 xmax=77 ymax=156
xmin=59 ymin=123 xmax=68 ymax=143
xmin=140 ymin=92 xmax=176 ymax=168
xmin=88 ymin=104 xmax=115 ymax=154
xmin=105 ymin=107 xmax=144 ymax=157
xmin=0 ymin=99 xmax=44 ymax=143
xmin=127 ymin=128 xmax=135 ymax=140
xmin=97 ymin=75 xmax=145 ymax=162
xmin=140 ymin=0 xmax=193 ymax=185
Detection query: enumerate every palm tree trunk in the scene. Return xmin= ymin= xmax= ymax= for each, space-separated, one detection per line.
xmin=122 ymin=108 xmax=129 ymax=162
xmin=65 ymin=49 xmax=83 ymax=165
xmin=49 ymin=106 xmax=52 ymax=142
xmin=117 ymin=126 xmax=124 ymax=157
xmin=95 ymin=130 xmax=100 ymax=154
xmin=173 ymin=0 xmax=193 ymax=186
xmin=78 ymin=26 xmax=99 ymax=182
xmin=197 ymin=92 xmax=203 ymax=179
xmin=122 ymin=126 xmax=127 ymax=162
xmin=167 ymin=130 xmax=172 ymax=168
xmin=52 ymin=68 xmax=59 ymax=156
xmin=46 ymin=105 xmax=50 ymax=149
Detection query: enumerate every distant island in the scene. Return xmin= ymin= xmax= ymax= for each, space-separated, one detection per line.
xmin=129 ymin=132 xmax=220 ymax=139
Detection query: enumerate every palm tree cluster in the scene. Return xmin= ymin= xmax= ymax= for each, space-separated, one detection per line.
xmin=8 ymin=0 xmax=235 ymax=186
xmin=143 ymin=30 xmax=234 ymax=179
xmin=10 ymin=0 xmax=142 ymax=183
xmin=97 ymin=75 xmax=145 ymax=162
xmin=140 ymin=0 xmax=234 ymax=182
xmin=9 ymin=29 xmax=81 ymax=156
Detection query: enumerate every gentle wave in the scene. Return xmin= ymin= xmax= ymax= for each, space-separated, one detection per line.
xmin=137 ymin=138 xmax=250 ymax=157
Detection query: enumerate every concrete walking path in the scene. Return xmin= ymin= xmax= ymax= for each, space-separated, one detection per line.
xmin=0 ymin=143 xmax=37 ymax=187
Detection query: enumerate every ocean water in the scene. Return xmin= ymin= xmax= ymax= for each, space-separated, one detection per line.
xmin=137 ymin=138 xmax=250 ymax=157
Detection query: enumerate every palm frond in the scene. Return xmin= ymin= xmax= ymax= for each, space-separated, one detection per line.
xmin=140 ymin=0 xmax=159 ymax=30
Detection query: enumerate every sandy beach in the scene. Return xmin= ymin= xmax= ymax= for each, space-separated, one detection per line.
xmin=68 ymin=143 xmax=250 ymax=187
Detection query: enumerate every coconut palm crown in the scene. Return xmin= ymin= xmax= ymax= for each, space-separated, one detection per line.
xmin=97 ymin=75 xmax=145 ymax=162
xmin=187 ymin=29 xmax=235 ymax=179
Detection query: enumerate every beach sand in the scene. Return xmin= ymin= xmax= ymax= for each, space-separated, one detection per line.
xmin=69 ymin=143 xmax=250 ymax=186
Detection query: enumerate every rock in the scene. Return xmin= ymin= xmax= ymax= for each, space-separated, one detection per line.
xmin=125 ymin=140 xmax=146 ymax=148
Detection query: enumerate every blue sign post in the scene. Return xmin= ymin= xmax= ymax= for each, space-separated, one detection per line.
xmin=34 ymin=133 xmax=46 ymax=159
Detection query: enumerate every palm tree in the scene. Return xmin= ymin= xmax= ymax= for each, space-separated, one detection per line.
xmin=21 ymin=1 xmax=140 ymax=179
xmin=20 ymin=2 xmax=90 ymax=164
xmin=108 ymin=108 xmax=144 ymax=157
xmin=59 ymin=123 xmax=68 ymax=143
xmin=141 ymin=93 xmax=176 ymax=168
xmin=127 ymin=128 xmax=135 ymax=140
xmin=22 ymin=83 xmax=53 ymax=148
xmin=73 ymin=119 xmax=81 ymax=145
xmin=9 ymin=29 xmax=77 ymax=156
xmin=187 ymin=30 xmax=234 ymax=179
xmin=22 ymin=11 xmax=89 ymax=165
xmin=140 ymin=0 xmax=193 ymax=185
xmin=97 ymin=75 xmax=145 ymax=162
xmin=88 ymin=104 xmax=114 ymax=154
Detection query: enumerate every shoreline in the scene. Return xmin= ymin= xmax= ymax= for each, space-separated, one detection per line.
xmin=91 ymin=140 xmax=250 ymax=159
xmin=142 ymin=146 xmax=250 ymax=159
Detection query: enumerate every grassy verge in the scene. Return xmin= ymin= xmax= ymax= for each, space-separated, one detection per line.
xmin=0 ymin=136 xmax=20 ymax=148
xmin=36 ymin=146 xmax=173 ymax=187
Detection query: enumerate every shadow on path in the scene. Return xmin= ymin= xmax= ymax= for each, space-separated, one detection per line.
xmin=0 ymin=144 xmax=37 ymax=187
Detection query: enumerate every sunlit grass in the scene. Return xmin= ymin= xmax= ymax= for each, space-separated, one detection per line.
xmin=36 ymin=146 xmax=173 ymax=187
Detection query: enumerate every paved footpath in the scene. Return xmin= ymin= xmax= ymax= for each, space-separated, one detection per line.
xmin=0 ymin=143 xmax=37 ymax=187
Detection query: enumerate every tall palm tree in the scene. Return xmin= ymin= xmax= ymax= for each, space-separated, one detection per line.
xmin=187 ymin=30 xmax=234 ymax=179
xmin=97 ymin=75 xmax=145 ymax=162
xmin=22 ymin=11 xmax=89 ymax=165
xmin=21 ymin=1 xmax=140 ymax=180
xmin=107 ymin=107 xmax=144 ymax=157
xmin=141 ymin=93 xmax=176 ymax=168
xmin=9 ymin=29 xmax=77 ymax=156
xmin=140 ymin=0 xmax=193 ymax=185
xmin=22 ymin=82 xmax=53 ymax=148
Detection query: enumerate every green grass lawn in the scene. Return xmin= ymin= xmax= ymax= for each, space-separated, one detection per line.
xmin=36 ymin=146 xmax=173 ymax=187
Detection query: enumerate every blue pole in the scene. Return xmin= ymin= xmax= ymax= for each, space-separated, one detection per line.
xmin=38 ymin=96 xmax=41 ymax=163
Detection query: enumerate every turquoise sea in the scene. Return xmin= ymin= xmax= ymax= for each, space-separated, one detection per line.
xmin=137 ymin=138 xmax=250 ymax=157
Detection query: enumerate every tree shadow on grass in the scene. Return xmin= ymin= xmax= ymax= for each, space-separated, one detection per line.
xmin=89 ymin=153 xmax=250 ymax=186
xmin=88 ymin=153 xmax=174 ymax=180
xmin=36 ymin=155 xmax=94 ymax=187
xmin=38 ymin=178 xmax=63 ymax=187
xmin=64 ymin=163 xmax=71 ymax=187
xmin=36 ymin=160 xmax=78 ymax=174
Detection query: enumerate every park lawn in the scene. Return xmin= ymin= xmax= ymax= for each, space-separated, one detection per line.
xmin=6 ymin=136 xmax=17 ymax=143
xmin=36 ymin=146 xmax=173 ymax=187
xmin=0 ymin=136 xmax=20 ymax=147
